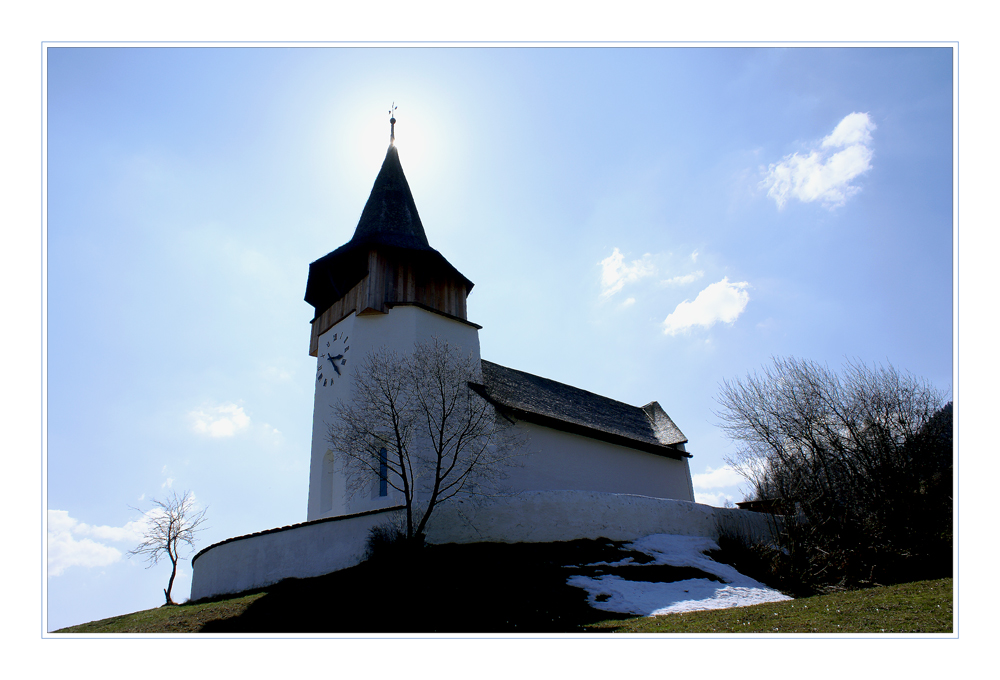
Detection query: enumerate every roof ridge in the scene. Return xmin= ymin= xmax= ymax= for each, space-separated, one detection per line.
xmin=480 ymin=360 xmax=640 ymax=409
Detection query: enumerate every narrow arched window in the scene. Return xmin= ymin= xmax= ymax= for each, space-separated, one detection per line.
xmin=379 ymin=447 xmax=388 ymax=497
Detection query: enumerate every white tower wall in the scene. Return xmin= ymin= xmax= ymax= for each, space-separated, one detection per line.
xmin=306 ymin=305 xmax=481 ymax=521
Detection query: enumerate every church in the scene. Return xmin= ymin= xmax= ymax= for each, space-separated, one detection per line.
xmin=303 ymin=124 xmax=694 ymax=522
xmin=189 ymin=119 xmax=723 ymax=602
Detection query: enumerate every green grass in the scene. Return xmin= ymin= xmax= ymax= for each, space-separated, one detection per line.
xmin=55 ymin=593 xmax=267 ymax=633
xmin=53 ymin=539 xmax=953 ymax=634
xmin=586 ymin=579 xmax=953 ymax=634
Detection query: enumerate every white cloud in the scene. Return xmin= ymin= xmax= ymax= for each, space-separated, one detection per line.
xmin=822 ymin=111 xmax=875 ymax=148
xmin=662 ymin=277 xmax=750 ymax=335
xmin=599 ymin=248 xmax=656 ymax=298
xmin=692 ymin=465 xmax=746 ymax=507
xmin=694 ymin=490 xmax=738 ymax=508
xmin=621 ymin=297 xmax=636 ymax=307
xmin=691 ymin=464 xmax=745 ymax=490
xmin=161 ymin=477 xmax=174 ymax=489
xmin=762 ymin=112 xmax=876 ymax=209
xmin=662 ymin=271 xmax=704 ymax=286
xmin=690 ymin=250 xmax=699 ymax=263
xmin=47 ymin=510 xmax=148 ymax=576
xmin=190 ymin=402 xmax=251 ymax=437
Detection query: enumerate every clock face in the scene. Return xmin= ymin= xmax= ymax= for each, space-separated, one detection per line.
xmin=316 ymin=332 xmax=349 ymax=388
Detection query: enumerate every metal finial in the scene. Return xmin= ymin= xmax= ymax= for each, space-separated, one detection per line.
xmin=389 ymin=102 xmax=397 ymax=144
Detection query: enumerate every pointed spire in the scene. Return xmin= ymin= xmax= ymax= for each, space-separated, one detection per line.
xmin=348 ymin=143 xmax=430 ymax=251
xmin=304 ymin=122 xmax=474 ymax=314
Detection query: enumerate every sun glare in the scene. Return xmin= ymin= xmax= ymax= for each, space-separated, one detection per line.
xmin=324 ymin=90 xmax=468 ymax=209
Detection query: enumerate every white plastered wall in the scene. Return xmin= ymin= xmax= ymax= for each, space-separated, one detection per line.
xmin=189 ymin=507 xmax=404 ymax=601
xmin=307 ymin=305 xmax=482 ymax=521
xmin=506 ymin=421 xmax=695 ymax=501
xmin=190 ymin=491 xmax=778 ymax=601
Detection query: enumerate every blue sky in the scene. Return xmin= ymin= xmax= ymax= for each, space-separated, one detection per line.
xmin=43 ymin=46 xmax=954 ymax=631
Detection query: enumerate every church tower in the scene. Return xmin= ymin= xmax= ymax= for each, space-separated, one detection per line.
xmin=304 ymin=116 xmax=481 ymax=521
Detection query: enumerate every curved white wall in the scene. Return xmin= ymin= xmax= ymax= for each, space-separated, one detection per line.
xmin=189 ymin=507 xmax=404 ymax=601
xmin=190 ymin=491 xmax=776 ymax=602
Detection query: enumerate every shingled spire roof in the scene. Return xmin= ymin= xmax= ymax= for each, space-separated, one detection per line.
xmin=349 ymin=144 xmax=433 ymax=252
xmin=304 ymin=144 xmax=473 ymax=313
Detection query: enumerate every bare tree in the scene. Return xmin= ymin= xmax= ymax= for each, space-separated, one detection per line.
xmin=716 ymin=357 xmax=951 ymax=587
xmin=327 ymin=339 xmax=525 ymax=543
xmin=128 ymin=491 xmax=208 ymax=605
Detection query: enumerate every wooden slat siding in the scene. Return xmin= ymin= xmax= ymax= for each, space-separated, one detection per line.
xmin=309 ymin=248 xmax=471 ymax=356
xmin=366 ymin=249 xmax=389 ymax=315
xmin=309 ymin=275 xmax=369 ymax=356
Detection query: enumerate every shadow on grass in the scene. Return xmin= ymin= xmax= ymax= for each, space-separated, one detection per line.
xmin=198 ymin=540 xmax=664 ymax=633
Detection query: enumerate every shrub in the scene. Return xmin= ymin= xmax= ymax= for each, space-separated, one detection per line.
xmin=364 ymin=517 xmax=421 ymax=563
xmin=717 ymin=358 xmax=952 ymax=590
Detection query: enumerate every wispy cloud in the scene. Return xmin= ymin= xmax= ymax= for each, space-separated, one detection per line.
xmin=49 ymin=494 xmax=206 ymax=577
xmin=762 ymin=112 xmax=876 ymax=209
xmin=691 ymin=464 xmax=745 ymax=489
xmin=599 ymin=248 xmax=656 ymax=298
xmin=662 ymin=277 xmax=750 ymax=335
xmin=47 ymin=510 xmax=147 ymax=576
xmin=189 ymin=403 xmax=250 ymax=438
xmin=693 ymin=490 xmax=738 ymax=508
xmin=691 ymin=465 xmax=747 ymax=508
xmin=662 ymin=271 xmax=704 ymax=286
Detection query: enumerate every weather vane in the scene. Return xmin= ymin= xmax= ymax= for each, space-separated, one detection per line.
xmin=389 ymin=102 xmax=397 ymax=144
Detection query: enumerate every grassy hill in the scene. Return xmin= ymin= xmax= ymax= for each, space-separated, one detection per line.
xmin=54 ymin=539 xmax=953 ymax=634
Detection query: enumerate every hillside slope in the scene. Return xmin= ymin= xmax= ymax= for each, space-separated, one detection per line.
xmin=54 ymin=538 xmax=953 ymax=634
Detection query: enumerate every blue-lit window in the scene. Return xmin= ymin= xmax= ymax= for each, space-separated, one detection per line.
xmin=379 ymin=447 xmax=388 ymax=497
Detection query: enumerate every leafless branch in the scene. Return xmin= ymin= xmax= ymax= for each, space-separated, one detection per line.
xmin=327 ymin=339 xmax=526 ymax=542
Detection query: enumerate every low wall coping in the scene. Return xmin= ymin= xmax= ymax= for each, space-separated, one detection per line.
xmin=191 ymin=504 xmax=406 ymax=567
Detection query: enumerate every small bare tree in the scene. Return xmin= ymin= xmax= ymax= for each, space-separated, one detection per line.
xmin=328 ymin=339 xmax=524 ymax=543
xmin=128 ymin=491 xmax=208 ymax=605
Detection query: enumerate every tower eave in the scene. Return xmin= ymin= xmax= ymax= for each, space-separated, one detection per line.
xmin=304 ymin=243 xmax=474 ymax=315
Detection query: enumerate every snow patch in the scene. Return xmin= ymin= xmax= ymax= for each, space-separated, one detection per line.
xmin=566 ymin=533 xmax=791 ymax=616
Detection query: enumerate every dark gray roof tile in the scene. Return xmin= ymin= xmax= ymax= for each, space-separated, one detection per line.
xmin=476 ymin=360 xmax=689 ymax=459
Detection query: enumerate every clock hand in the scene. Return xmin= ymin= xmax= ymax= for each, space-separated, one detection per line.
xmin=325 ymin=354 xmax=344 ymax=375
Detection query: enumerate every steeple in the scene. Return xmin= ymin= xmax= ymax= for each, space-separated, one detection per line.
xmin=347 ymin=144 xmax=431 ymax=253
xmin=304 ymin=119 xmax=475 ymax=356
xmin=343 ymin=104 xmax=428 ymax=252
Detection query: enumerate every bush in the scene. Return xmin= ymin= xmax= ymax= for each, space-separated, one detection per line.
xmin=717 ymin=358 xmax=952 ymax=590
xmin=711 ymin=512 xmax=811 ymax=597
xmin=364 ymin=518 xmax=421 ymax=563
